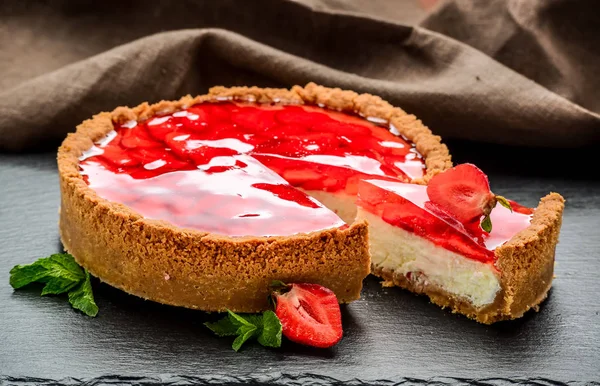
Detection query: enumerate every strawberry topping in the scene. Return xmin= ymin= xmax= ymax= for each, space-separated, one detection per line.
xmin=273 ymin=283 xmax=343 ymax=348
xmin=357 ymin=179 xmax=534 ymax=263
xmin=80 ymin=101 xmax=424 ymax=237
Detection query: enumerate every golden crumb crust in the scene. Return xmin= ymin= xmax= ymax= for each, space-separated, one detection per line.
xmin=373 ymin=193 xmax=565 ymax=324
xmin=57 ymin=83 xmax=450 ymax=312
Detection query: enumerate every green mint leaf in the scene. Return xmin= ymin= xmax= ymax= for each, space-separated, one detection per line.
xmin=10 ymin=254 xmax=98 ymax=317
xmin=46 ymin=254 xmax=86 ymax=278
xmin=206 ymin=310 xmax=283 ymax=351
xmin=67 ymin=271 xmax=98 ymax=317
xmin=227 ymin=311 xmax=261 ymax=351
xmin=495 ymin=195 xmax=513 ymax=212
xmin=257 ymin=310 xmax=282 ymax=348
xmin=10 ymin=253 xmax=85 ymax=295
xmin=9 ymin=262 xmax=49 ymax=289
xmin=481 ymin=214 xmax=493 ymax=233
xmin=40 ymin=276 xmax=80 ymax=296
xmin=227 ymin=309 xmax=256 ymax=328
xmin=232 ymin=324 xmax=258 ymax=352
xmin=204 ymin=316 xmax=240 ymax=337
xmin=38 ymin=254 xmax=85 ymax=295
xmin=242 ymin=314 xmax=263 ymax=328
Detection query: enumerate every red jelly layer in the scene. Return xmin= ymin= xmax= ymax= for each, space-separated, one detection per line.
xmin=356 ymin=180 xmax=534 ymax=263
xmin=80 ymin=102 xmax=424 ymax=237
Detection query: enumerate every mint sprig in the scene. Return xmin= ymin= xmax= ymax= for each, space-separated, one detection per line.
xmin=68 ymin=271 xmax=99 ymax=317
xmin=481 ymin=195 xmax=514 ymax=233
xmin=481 ymin=214 xmax=493 ymax=233
xmin=10 ymin=253 xmax=98 ymax=317
xmin=257 ymin=310 xmax=283 ymax=348
xmin=495 ymin=195 xmax=513 ymax=212
xmin=205 ymin=309 xmax=282 ymax=351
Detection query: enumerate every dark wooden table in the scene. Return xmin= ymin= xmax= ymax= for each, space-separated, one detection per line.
xmin=1 ymin=141 xmax=599 ymax=385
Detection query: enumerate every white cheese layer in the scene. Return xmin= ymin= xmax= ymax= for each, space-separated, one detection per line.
xmin=358 ymin=209 xmax=501 ymax=308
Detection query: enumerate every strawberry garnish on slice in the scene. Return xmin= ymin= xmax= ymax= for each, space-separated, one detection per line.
xmin=426 ymin=163 xmax=513 ymax=232
xmin=272 ymin=282 xmax=342 ymax=348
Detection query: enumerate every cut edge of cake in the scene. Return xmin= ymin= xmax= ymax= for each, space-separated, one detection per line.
xmin=358 ymin=178 xmax=565 ymax=324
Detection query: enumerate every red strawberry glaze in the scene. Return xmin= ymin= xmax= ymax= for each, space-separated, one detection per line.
xmin=79 ymin=102 xmax=424 ymax=237
xmin=357 ymin=180 xmax=534 ymax=264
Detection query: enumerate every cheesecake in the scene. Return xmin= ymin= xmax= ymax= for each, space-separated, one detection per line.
xmin=356 ymin=164 xmax=564 ymax=324
xmin=57 ymin=83 xmax=451 ymax=312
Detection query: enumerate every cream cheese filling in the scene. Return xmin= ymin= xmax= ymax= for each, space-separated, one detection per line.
xmin=358 ymin=209 xmax=501 ymax=308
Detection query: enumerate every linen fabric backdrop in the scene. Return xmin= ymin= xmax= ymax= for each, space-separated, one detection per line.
xmin=1 ymin=0 xmax=598 ymax=151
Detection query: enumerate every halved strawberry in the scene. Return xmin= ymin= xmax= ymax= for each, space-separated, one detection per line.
xmin=426 ymin=164 xmax=496 ymax=225
xmin=272 ymin=283 xmax=342 ymax=348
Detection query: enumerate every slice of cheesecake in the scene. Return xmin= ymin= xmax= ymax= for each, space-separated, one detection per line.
xmin=356 ymin=165 xmax=564 ymax=324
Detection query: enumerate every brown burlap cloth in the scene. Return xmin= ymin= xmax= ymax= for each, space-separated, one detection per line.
xmin=1 ymin=0 xmax=598 ymax=151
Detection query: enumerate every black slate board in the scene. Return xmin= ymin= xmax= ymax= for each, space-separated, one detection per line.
xmin=1 ymin=141 xmax=599 ymax=385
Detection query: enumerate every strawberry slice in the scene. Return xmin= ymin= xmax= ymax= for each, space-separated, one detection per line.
xmin=164 ymin=132 xmax=239 ymax=164
xmin=231 ymin=106 xmax=276 ymax=131
xmin=272 ymin=283 xmax=342 ymax=348
xmin=121 ymin=126 xmax=162 ymax=149
xmin=146 ymin=117 xmax=176 ymax=141
xmin=187 ymin=103 xmax=231 ymax=125
xmin=98 ymin=145 xmax=139 ymax=168
xmin=275 ymin=106 xmax=332 ymax=126
xmin=426 ymin=163 xmax=496 ymax=225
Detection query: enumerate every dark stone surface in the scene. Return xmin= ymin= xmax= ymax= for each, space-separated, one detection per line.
xmin=0 ymin=141 xmax=599 ymax=384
